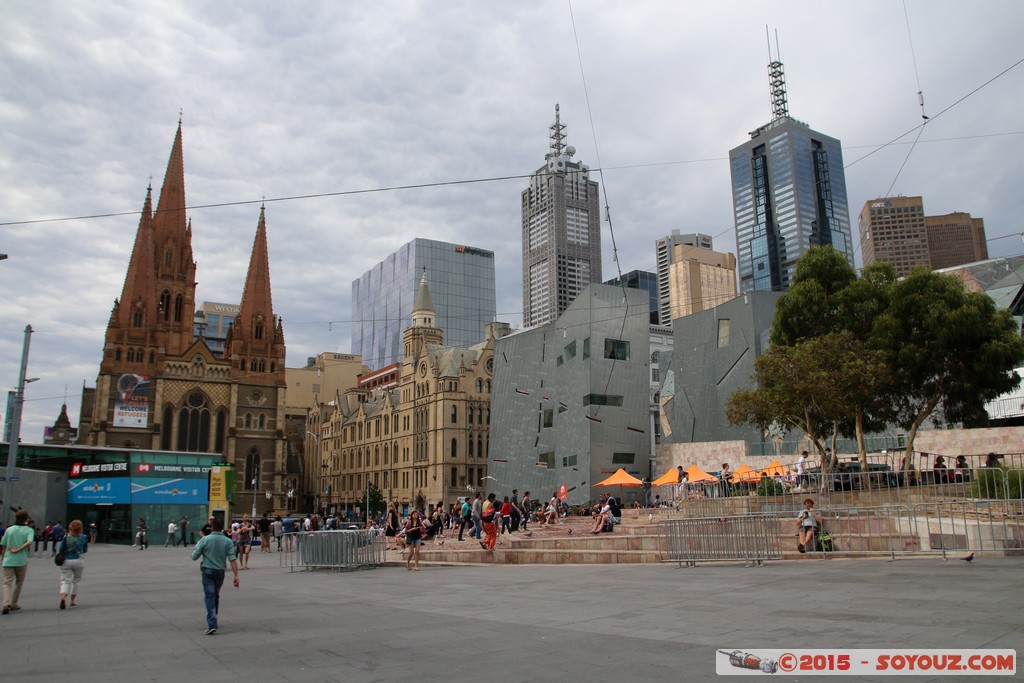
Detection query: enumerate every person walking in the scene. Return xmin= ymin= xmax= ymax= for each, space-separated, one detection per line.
xmin=88 ymin=520 xmax=98 ymax=544
xmin=457 ymin=497 xmax=472 ymax=541
xmin=385 ymin=503 xmax=400 ymax=549
xmin=177 ymin=515 xmax=190 ymax=547
xmin=519 ymin=491 xmax=531 ymax=531
xmin=272 ymin=516 xmax=283 ymax=551
xmin=190 ymin=517 xmax=239 ymax=635
xmin=797 ymin=498 xmax=821 ymax=554
xmin=49 ymin=521 xmax=65 ymax=557
xmin=403 ymin=510 xmax=427 ymax=571
xmin=165 ymin=520 xmax=178 ymax=547
xmin=499 ymin=496 xmax=512 ymax=536
xmin=470 ymin=492 xmax=483 ymax=540
xmin=1 ymin=510 xmax=34 ymax=615
xmin=135 ymin=518 xmax=148 ymax=549
xmin=237 ymin=516 xmax=253 ymax=569
xmin=257 ymin=513 xmax=272 ymax=553
xmin=57 ymin=519 xmax=88 ymax=609
xmin=481 ymin=493 xmax=498 ymax=551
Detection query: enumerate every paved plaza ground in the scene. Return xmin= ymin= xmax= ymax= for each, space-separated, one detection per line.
xmin=0 ymin=543 xmax=1019 ymax=682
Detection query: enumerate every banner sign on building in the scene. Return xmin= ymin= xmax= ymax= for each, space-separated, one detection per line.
xmin=131 ymin=478 xmax=209 ymax=504
xmin=113 ymin=374 xmax=151 ymax=428
xmin=209 ymin=465 xmax=235 ymax=503
xmin=68 ymin=478 xmax=131 ymax=504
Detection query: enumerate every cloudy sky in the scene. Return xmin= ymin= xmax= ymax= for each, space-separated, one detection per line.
xmin=2 ymin=1 xmax=1023 ymax=439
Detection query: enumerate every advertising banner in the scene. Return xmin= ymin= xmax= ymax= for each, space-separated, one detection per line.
xmin=113 ymin=373 xmax=151 ymax=428
xmin=68 ymin=477 xmax=131 ymax=504
xmin=209 ymin=466 xmax=236 ymax=503
xmin=131 ymin=477 xmax=209 ymax=505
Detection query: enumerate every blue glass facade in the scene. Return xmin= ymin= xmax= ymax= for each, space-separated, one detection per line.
xmin=351 ymin=238 xmax=497 ymax=370
xmin=604 ymin=270 xmax=659 ymax=324
xmin=730 ymin=117 xmax=853 ymax=293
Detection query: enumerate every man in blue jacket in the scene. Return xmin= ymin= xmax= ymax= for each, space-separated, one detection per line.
xmin=190 ymin=517 xmax=239 ymax=635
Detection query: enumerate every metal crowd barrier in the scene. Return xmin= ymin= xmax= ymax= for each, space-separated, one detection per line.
xmin=659 ymin=514 xmax=782 ymax=568
xmin=279 ymin=530 xmax=386 ymax=572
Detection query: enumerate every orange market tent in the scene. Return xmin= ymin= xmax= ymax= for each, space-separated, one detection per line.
xmin=760 ymin=460 xmax=792 ymax=477
xmin=592 ymin=469 xmax=644 ymax=487
xmin=730 ymin=464 xmax=762 ymax=483
xmin=651 ymin=468 xmax=681 ymax=486
xmin=685 ymin=465 xmax=718 ymax=483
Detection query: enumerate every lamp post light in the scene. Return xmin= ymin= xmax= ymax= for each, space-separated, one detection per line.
xmin=251 ymin=462 xmax=259 ymax=518
xmin=3 ymin=325 xmax=34 ymax=527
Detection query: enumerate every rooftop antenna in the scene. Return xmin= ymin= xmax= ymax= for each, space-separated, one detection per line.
xmin=767 ymin=27 xmax=789 ymax=120
xmin=547 ymin=103 xmax=567 ymax=159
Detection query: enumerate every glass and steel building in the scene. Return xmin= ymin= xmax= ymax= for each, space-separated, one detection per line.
xmin=604 ymin=270 xmax=659 ymax=324
xmin=729 ymin=57 xmax=853 ymax=294
xmin=193 ymin=301 xmax=239 ymax=356
xmin=351 ymin=238 xmax=496 ymax=370
xmin=522 ymin=105 xmax=602 ymax=328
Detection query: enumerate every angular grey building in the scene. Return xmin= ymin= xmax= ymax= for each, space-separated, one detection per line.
xmin=658 ymin=291 xmax=781 ymax=449
xmin=488 ymin=284 xmax=650 ymax=506
xmin=351 ymin=238 xmax=496 ymax=370
xmin=522 ymin=105 xmax=602 ymax=328
xmin=729 ymin=56 xmax=853 ymax=294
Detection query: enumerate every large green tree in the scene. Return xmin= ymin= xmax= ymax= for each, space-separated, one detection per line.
xmin=727 ymin=332 xmax=887 ymax=464
xmin=771 ymin=246 xmax=859 ymax=346
xmin=871 ymin=267 xmax=1024 ymax=462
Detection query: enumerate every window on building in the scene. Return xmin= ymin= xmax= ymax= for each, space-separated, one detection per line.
xmin=604 ymin=339 xmax=630 ymax=361
xmin=161 ymin=405 xmax=173 ymax=450
xmin=538 ymin=452 xmax=555 ymax=468
xmin=582 ymin=394 xmax=624 ymax=407
xmin=542 ymin=409 xmax=554 ymax=428
xmin=244 ymin=448 xmax=260 ymax=490
xmin=451 ymin=406 xmax=457 ymax=423
xmin=612 ymin=453 xmax=635 ymax=464
xmin=582 ymin=337 xmax=590 ymax=359
xmin=718 ymin=319 xmax=730 ymax=348
xmin=564 ymin=340 xmax=576 ymax=360
xmin=451 ymin=438 xmax=457 ymax=458
xmin=563 ymin=454 xmax=578 ymax=468
xmin=177 ymin=391 xmax=211 ymax=452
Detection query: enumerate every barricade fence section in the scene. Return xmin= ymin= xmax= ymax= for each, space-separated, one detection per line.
xmin=279 ymin=530 xmax=386 ymax=572
xmin=659 ymin=514 xmax=782 ymax=567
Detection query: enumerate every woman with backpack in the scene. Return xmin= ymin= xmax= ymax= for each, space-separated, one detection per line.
xmin=57 ymin=520 xmax=88 ymax=609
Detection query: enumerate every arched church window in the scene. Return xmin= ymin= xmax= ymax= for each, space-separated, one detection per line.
xmin=159 ymin=291 xmax=171 ymax=321
xmin=176 ymin=390 xmax=211 ymax=452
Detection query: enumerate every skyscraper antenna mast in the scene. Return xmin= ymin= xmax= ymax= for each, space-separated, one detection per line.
xmin=766 ymin=27 xmax=789 ymax=120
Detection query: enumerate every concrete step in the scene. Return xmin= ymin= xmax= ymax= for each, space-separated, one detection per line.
xmin=411 ymin=547 xmax=664 ymax=565
xmin=509 ymin=535 xmax=662 ymax=552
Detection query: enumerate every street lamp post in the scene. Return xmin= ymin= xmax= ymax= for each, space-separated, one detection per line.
xmin=3 ymin=325 xmax=34 ymax=527
xmin=251 ymin=462 xmax=259 ymax=518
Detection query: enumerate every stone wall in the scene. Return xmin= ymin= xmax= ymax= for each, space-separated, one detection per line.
xmin=656 ymin=425 xmax=1024 ymax=476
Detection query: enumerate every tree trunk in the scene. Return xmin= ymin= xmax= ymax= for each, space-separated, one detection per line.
xmin=903 ymin=392 xmax=942 ymax=471
xmin=855 ymin=409 xmax=871 ymax=491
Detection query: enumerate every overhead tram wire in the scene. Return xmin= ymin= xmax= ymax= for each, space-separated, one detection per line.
xmin=877 ymin=1 xmax=930 ymax=200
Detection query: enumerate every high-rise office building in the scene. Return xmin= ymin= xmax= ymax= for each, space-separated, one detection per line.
xmin=655 ymin=231 xmax=712 ymax=326
xmin=859 ymin=196 xmax=929 ymax=277
xmin=193 ymin=301 xmax=240 ymax=356
xmin=521 ymin=105 xmax=602 ymax=328
xmin=926 ymin=212 xmax=988 ymax=270
xmin=604 ymin=270 xmax=659 ymax=324
xmin=351 ymin=238 xmax=497 ymax=370
xmin=859 ymin=197 xmax=988 ymax=275
xmin=729 ymin=55 xmax=853 ymax=294
xmin=668 ymin=244 xmax=737 ymax=321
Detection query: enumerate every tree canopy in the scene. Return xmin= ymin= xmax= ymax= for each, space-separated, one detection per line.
xmin=731 ymin=248 xmax=1024 ymax=466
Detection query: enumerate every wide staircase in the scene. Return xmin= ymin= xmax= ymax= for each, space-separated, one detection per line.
xmin=396 ymin=504 xmax=969 ymax=566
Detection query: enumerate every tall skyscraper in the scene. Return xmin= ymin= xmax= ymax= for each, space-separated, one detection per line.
xmin=351 ymin=238 xmax=497 ymax=370
xmin=926 ymin=211 xmax=988 ymax=270
xmin=668 ymin=244 xmax=737 ymax=321
xmin=521 ymin=105 xmax=602 ymax=328
xmin=859 ymin=196 xmax=929 ymax=277
xmin=859 ymin=197 xmax=988 ymax=275
xmin=655 ymin=231 xmax=712 ymax=326
xmin=729 ymin=53 xmax=853 ymax=293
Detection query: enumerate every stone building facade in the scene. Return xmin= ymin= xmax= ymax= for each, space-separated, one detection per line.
xmin=310 ymin=273 xmax=500 ymax=515
xmin=79 ymin=123 xmax=293 ymax=514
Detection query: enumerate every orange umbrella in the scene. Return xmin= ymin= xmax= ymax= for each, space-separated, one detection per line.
xmin=592 ymin=468 xmax=643 ymax=487
xmin=730 ymin=464 xmax=762 ymax=483
xmin=685 ymin=465 xmax=718 ymax=483
xmin=760 ymin=460 xmax=792 ymax=477
xmin=651 ymin=468 xmax=681 ymax=486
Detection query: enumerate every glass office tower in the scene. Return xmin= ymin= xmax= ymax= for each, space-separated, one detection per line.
xmin=351 ymin=238 xmax=497 ymax=370
xmin=729 ymin=55 xmax=853 ymax=294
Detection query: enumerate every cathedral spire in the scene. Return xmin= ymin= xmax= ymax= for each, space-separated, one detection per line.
xmin=228 ymin=205 xmax=285 ymax=385
xmin=153 ymin=119 xmax=189 ymax=251
xmin=114 ymin=185 xmax=156 ymax=330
